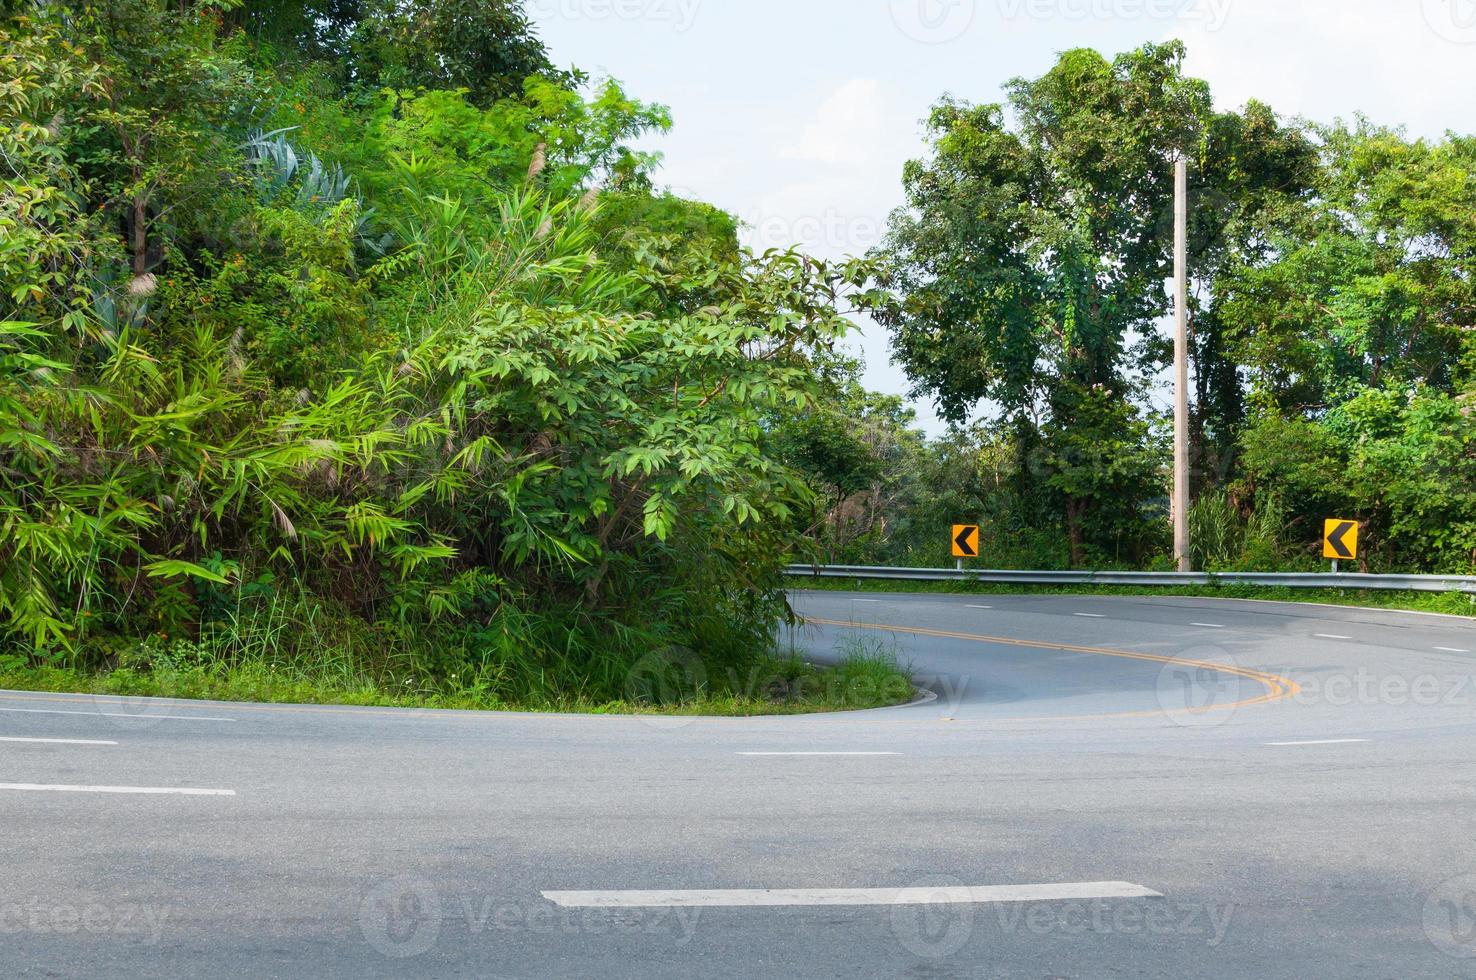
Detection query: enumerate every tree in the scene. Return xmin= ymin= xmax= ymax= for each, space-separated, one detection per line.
xmin=1220 ymin=121 xmax=1476 ymax=412
xmin=63 ymin=1 xmax=253 ymax=279
xmin=231 ymin=0 xmax=567 ymax=104
xmin=0 ymin=12 xmax=108 ymax=329
xmin=871 ymin=43 xmax=1205 ymax=563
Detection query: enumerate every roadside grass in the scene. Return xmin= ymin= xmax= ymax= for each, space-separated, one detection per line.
xmin=789 ymin=576 xmax=1476 ymax=619
xmin=0 ymin=632 xmax=917 ymax=718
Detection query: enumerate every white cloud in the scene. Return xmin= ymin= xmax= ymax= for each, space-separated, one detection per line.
xmin=1173 ymin=0 xmax=1476 ymax=138
xmin=781 ymin=79 xmax=888 ymax=165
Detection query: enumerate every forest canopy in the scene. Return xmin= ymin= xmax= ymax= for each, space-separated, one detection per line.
xmin=1 ymin=7 xmax=1471 ymax=704
xmin=0 ymin=0 xmax=878 ymax=704
xmin=849 ymin=42 xmax=1475 ymax=575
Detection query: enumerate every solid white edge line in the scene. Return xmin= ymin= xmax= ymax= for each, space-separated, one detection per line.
xmin=0 ymin=783 xmax=235 ymax=796
xmin=543 ymin=882 xmax=1163 ymax=909
xmin=737 ymin=752 xmax=901 ymax=757
xmin=0 ymin=707 xmax=236 ymax=722
xmin=1265 ymin=739 xmax=1370 ymax=747
xmin=0 ymin=737 xmax=118 ymax=746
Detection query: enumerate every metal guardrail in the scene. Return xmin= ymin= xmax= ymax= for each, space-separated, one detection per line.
xmin=785 ymin=564 xmax=1476 ymax=595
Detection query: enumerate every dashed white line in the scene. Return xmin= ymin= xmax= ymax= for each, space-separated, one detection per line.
xmin=851 ymin=599 xmax=883 ymax=604
xmin=737 ymin=752 xmax=901 ymax=757
xmin=966 ymin=605 xmax=993 ymax=610
xmin=0 ymin=737 xmax=117 ymax=746
xmin=0 ymin=783 xmax=235 ymax=796
xmin=1074 ymin=613 xmax=1107 ymax=619
xmin=1314 ymin=634 xmax=1353 ymax=641
xmin=1265 ymin=739 xmax=1370 ymax=747
xmin=543 ymin=882 xmax=1163 ymax=909
xmin=0 ymin=706 xmax=235 ymax=722
xmin=1192 ymin=623 xmax=1226 ymax=629
xmin=1435 ymin=647 xmax=1470 ymax=654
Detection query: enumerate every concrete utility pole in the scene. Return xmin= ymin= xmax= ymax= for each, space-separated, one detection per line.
xmin=1173 ymin=157 xmax=1191 ymax=573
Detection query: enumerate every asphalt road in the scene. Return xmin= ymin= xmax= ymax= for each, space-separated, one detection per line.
xmin=5 ymin=591 xmax=1476 ymax=978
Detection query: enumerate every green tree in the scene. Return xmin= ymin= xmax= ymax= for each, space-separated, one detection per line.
xmin=872 ymin=43 xmax=1204 ymax=563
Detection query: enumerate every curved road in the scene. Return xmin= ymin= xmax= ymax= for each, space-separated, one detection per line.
xmin=5 ymin=591 xmax=1476 ymax=977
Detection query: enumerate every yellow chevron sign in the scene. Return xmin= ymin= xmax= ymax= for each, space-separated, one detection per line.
xmin=1323 ymin=520 xmax=1359 ymax=561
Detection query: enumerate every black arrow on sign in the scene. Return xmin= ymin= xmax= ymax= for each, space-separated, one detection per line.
xmin=1326 ymin=521 xmax=1356 ymax=560
xmin=955 ymin=526 xmax=978 ymax=558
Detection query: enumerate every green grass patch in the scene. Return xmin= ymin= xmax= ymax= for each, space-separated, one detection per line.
xmin=791 ymin=576 xmax=1476 ymax=618
xmin=0 ymin=637 xmax=916 ymax=718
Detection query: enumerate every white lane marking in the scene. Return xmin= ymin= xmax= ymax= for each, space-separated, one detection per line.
xmin=0 ymin=783 xmax=235 ymax=796
xmin=0 ymin=707 xmax=235 ymax=723
xmin=0 ymin=737 xmax=118 ymax=746
xmin=1436 ymin=647 xmax=1470 ymax=654
xmin=737 ymin=752 xmax=901 ymax=757
xmin=1265 ymin=739 xmax=1370 ymax=747
xmin=1073 ymin=613 xmax=1106 ymax=619
xmin=1314 ymin=634 xmax=1353 ymax=640
xmin=966 ymin=605 xmax=993 ymax=610
xmin=1191 ymin=623 xmax=1226 ymax=629
xmin=544 ymin=882 xmax=1163 ymax=909
xmin=851 ymin=599 xmax=883 ymax=604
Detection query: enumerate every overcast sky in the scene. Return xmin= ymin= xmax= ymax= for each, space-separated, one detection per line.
xmin=530 ymin=0 xmax=1476 ymax=435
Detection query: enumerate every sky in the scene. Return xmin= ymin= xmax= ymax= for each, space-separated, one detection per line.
xmin=529 ymin=0 xmax=1476 ymax=435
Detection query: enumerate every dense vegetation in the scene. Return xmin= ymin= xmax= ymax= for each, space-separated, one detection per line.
xmin=0 ymin=0 xmax=908 ymax=709
xmin=1 ymin=8 xmax=1470 ymax=709
xmin=795 ymin=43 xmax=1476 ymax=575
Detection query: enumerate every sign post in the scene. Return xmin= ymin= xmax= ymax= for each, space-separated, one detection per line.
xmin=952 ymin=525 xmax=980 ymax=572
xmin=1323 ymin=520 xmax=1359 ymax=572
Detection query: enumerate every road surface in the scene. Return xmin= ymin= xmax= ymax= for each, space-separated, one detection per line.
xmin=5 ymin=590 xmax=1476 ymax=977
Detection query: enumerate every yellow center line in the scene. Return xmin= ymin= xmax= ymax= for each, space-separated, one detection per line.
xmin=805 ymin=617 xmax=1302 ymax=718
